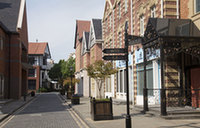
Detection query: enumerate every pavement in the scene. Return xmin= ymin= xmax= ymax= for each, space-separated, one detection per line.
xmin=1 ymin=93 xmax=200 ymax=128
xmin=0 ymin=94 xmax=37 ymax=123
xmin=2 ymin=93 xmax=80 ymax=128
xmin=63 ymin=96 xmax=200 ymax=128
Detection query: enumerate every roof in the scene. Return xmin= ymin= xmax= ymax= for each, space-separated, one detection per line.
xmin=28 ymin=42 xmax=48 ymax=55
xmin=92 ymin=19 xmax=102 ymax=40
xmin=143 ymin=18 xmax=200 ymax=44
xmin=74 ymin=20 xmax=90 ymax=49
xmin=0 ymin=0 xmax=22 ymax=33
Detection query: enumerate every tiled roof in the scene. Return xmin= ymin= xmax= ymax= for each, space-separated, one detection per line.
xmin=74 ymin=20 xmax=90 ymax=49
xmin=92 ymin=19 xmax=102 ymax=40
xmin=0 ymin=0 xmax=21 ymax=32
xmin=28 ymin=42 xmax=48 ymax=55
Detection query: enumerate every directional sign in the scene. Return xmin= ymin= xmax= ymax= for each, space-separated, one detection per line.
xmin=103 ymin=55 xmax=127 ymax=60
xmin=103 ymin=48 xmax=126 ymax=54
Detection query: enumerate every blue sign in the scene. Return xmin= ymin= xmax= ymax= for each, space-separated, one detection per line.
xmin=116 ymin=53 xmax=133 ymax=68
xmin=135 ymin=48 xmax=160 ymax=64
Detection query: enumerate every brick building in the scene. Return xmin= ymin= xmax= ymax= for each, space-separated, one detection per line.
xmin=74 ymin=20 xmax=90 ymax=96
xmin=28 ymin=42 xmax=51 ymax=93
xmin=102 ymin=0 xmax=133 ymax=101
xmin=88 ymin=19 xmax=103 ymax=98
xmin=0 ymin=0 xmax=29 ymax=99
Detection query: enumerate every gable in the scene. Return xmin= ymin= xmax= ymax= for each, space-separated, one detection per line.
xmin=103 ymin=0 xmax=113 ymax=21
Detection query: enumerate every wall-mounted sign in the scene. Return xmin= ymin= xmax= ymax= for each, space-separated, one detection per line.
xmin=135 ymin=48 xmax=160 ymax=64
xmin=116 ymin=53 xmax=133 ymax=68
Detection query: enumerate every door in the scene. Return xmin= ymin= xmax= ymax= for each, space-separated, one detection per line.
xmin=190 ymin=68 xmax=200 ymax=108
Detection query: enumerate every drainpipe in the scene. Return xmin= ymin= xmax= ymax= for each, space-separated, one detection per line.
xmin=177 ymin=0 xmax=179 ymax=19
xmin=161 ymin=0 xmax=164 ymax=18
xmin=8 ymin=34 xmax=11 ymax=99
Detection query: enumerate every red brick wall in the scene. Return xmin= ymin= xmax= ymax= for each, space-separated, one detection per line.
xmin=180 ymin=0 xmax=189 ymax=19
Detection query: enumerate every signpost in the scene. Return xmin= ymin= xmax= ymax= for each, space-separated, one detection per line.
xmin=103 ymin=48 xmax=126 ymax=54
xmin=103 ymin=55 xmax=127 ymax=61
xmin=102 ymin=21 xmax=131 ymax=128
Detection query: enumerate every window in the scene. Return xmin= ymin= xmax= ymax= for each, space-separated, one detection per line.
xmin=28 ymin=69 xmax=36 ymax=77
xmin=109 ymin=14 xmax=112 ymax=28
xmin=0 ymin=75 xmax=4 ymax=98
xmin=196 ymin=0 xmax=200 ymax=13
xmin=151 ymin=6 xmax=156 ymax=18
xmin=28 ymin=56 xmax=36 ymax=65
xmin=0 ymin=37 xmax=3 ymax=50
xmin=43 ymin=57 xmax=47 ymax=65
xmin=119 ymin=32 xmax=122 ymax=48
xmin=125 ymin=0 xmax=128 ymax=12
xmin=28 ymin=80 xmax=36 ymax=90
xmin=140 ymin=15 xmax=144 ymax=36
xmin=120 ymin=70 xmax=123 ymax=92
xmin=106 ymin=77 xmax=111 ymax=92
xmin=118 ymin=3 xmax=121 ymax=19
xmin=137 ymin=63 xmax=153 ymax=96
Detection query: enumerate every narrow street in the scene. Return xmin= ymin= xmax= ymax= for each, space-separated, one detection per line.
xmin=0 ymin=93 xmax=85 ymax=128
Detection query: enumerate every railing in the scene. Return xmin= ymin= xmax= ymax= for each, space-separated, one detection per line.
xmin=145 ymin=88 xmax=200 ymax=115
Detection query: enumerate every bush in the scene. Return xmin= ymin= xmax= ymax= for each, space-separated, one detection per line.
xmin=39 ymin=88 xmax=48 ymax=92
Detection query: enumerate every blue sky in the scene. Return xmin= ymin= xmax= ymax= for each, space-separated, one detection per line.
xmin=26 ymin=0 xmax=105 ymax=63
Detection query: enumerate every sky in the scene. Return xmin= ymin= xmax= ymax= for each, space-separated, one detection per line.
xmin=26 ymin=0 xmax=105 ymax=63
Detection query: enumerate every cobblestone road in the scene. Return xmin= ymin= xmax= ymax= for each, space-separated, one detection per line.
xmin=1 ymin=93 xmax=80 ymax=128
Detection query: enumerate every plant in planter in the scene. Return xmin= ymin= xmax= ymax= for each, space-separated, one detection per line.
xmin=86 ymin=60 xmax=117 ymax=120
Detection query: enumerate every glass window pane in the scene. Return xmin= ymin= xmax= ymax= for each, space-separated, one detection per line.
xmin=196 ymin=0 xmax=200 ymax=13
xmin=124 ymin=69 xmax=127 ymax=93
xmin=138 ymin=71 xmax=144 ymax=95
xmin=147 ymin=69 xmax=153 ymax=96
xmin=120 ymin=70 xmax=123 ymax=93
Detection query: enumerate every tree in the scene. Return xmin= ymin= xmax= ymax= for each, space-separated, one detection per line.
xmin=86 ymin=60 xmax=117 ymax=99
xmin=48 ymin=57 xmax=75 ymax=89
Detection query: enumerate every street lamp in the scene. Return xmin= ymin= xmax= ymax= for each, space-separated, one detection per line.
xmin=70 ymin=66 xmax=73 ymax=95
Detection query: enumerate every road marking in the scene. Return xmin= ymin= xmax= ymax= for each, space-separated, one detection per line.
xmin=0 ymin=95 xmax=40 ymax=128
xmin=57 ymin=94 xmax=90 ymax=128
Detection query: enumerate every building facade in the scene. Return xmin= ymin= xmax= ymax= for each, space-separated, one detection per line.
xmin=28 ymin=42 xmax=51 ymax=92
xmin=74 ymin=20 xmax=90 ymax=96
xmin=102 ymin=0 xmax=133 ymax=101
xmin=0 ymin=0 xmax=29 ymax=99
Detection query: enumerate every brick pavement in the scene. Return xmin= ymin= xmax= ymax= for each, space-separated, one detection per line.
xmin=67 ymin=97 xmax=200 ymax=128
xmin=2 ymin=93 xmax=80 ymax=128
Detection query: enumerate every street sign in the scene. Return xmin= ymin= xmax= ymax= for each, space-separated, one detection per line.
xmin=103 ymin=48 xmax=126 ymax=54
xmin=103 ymin=55 xmax=127 ymax=60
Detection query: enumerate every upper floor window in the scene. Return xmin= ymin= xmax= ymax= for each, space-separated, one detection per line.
xmin=119 ymin=32 xmax=122 ymax=48
xmin=43 ymin=57 xmax=47 ymax=65
xmin=0 ymin=37 xmax=4 ymax=50
xmin=28 ymin=56 xmax=36 ymax=65
xmin=118 ymin=3 xmax=121 ymax=19
xmin=196 ymin=0 xmax=200 ymax=13
xmin=151 ymin=6 xmax=156 ymax=18
xmin=28 ymin=68 xmax=36 ymax=77
xmin=125 ymin=0 xmax=128 ymax=12
xmin=109 ymin=14 xmax=112 ymax=28
xmin=140 ymin=15 xmax=144 ymax=36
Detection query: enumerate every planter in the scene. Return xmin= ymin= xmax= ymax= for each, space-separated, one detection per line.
xmin=67 ymin=91 xmax=73 ymax=99
xmin=90 ymin=97 xmax=113 ymax=121
xmin=60 ymin=89 xmax=65 ymax=95
xmin=31 ymin=91 xmax=35 ymax=97
xmin=71 ymin=94 xmax=80 ymax=104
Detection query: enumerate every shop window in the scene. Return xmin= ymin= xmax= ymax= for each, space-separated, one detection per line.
xmin=106 ymin=77 xmax=111 ymax=92
xmin=28 ymin=80 xmax=36 ymax=90
xmin=0 ymin=75 xmax=4 ymax=98
xmin=120 ymin=70 xmax=123 ymax=93
xmin=137 ymin=63 xmax=153 ymax=96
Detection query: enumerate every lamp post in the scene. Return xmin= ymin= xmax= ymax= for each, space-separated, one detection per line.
xmin=70 ymin=66 xmax=73 ymax=95
xmin=125 ymin=22 xmax=131 ymax=128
